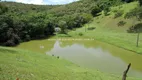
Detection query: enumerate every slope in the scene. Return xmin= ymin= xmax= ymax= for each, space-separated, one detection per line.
xmin=68 ymin=2 xmax=142 ymax=54
xmin=0 ymin=47 xmax=141 ymax=80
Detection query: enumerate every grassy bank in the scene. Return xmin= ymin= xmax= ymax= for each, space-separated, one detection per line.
xmin=68 ymin=2 xmax=142 ymax=54
xmin=0 ymin=47 xmax=141 ymax=80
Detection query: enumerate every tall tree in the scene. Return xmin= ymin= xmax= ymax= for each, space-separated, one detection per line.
xmin=58 ymin=20 xmax=68 ymax=34
xmin=125 ymin=7 xmax=142 ymax=47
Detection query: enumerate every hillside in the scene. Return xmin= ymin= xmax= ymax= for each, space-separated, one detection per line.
xmin=0 ymin=0 xmax=95 ymax=46
xmin=1 ymin=0 xmax=142 ymax=80
xmin=68 ymin=2 xmax=142 ymax=54
xmin=0 ymin=0 xmax=134 ymax=46
xmin=0 ymin=47 xmax=141 ymax=80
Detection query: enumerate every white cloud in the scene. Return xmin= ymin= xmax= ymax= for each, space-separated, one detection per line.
xmin=45 ymin=0 xmax=79 ymax=5
xmin=16 ymin=0 xmax=44 ymax=5
xmin=15 ymin=0 xmax=79 ymax=5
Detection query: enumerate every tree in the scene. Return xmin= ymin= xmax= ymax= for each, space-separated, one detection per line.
xmin=44 ymin=22 xmax=55 ymax=35
xmin=58 ymin=20 xmax=68 ymax=34
xmin=91 ymin=6 xmax=102 ymax=17
xmin=0 ymin=15 xmax=13 ymax=42
xmin=81 ymin=13 xmax=93 ymax=23
xmin=125 ymin=7 xmax=142 ymax=47
xmin=0 ymin=15 xmax=21 ymax=46
xmin=133 ymin=23 xmax=142 ymax=47
xmin=98 ymin=0 xmax=111 ymax=16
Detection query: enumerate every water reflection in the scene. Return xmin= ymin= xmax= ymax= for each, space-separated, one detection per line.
xmin=16 ymin=39 xmax=142 ymax=77
xmin=46 ymin=41 xmax=142 ymax=77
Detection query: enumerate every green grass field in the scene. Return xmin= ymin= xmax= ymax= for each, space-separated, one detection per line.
xmin=0 ymin=47 xmax=141 ymax=80
xmin=1 ymin=2 xmax=142 ymax=80
xmin=68 ymin=2 xmax=142 ymax=54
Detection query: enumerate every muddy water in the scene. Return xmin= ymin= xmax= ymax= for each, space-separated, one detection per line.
xmin=16 ymin=39 xmax=142 ymax=77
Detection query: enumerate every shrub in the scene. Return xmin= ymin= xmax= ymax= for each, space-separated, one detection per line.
xmin=25 ymin=35 xmax=31 ymax=41
xmin=127 ymin=23 xmax=142 ymax=33
xmin=104 ymin=8 xmax=110 ymax=16
xmin=88 ymin=27 xmax=96 ymax=30
xmin=4 ymin=40 xmax=15 ymax=46
xmin=91 ymin=6 xmax=102 ymax=17
xmin=58 ymin=20 xmax=67 ymax=34
xmin=127 ymin=26 xmax=135 ymax=33
xmin=4 ymin=34 xmax=20 ymax=46
xmin=114 ymin=10 xmax=124 ymax=18
xmin=13 ymin=34 xmax=20 ymax=44
xmin=97 ymin=21 xmax=100 ymax=23
xmin=81 ymin=13 xmax=93 ymax=23
xmin=57 ymin=56 xmax=60 ymax=59
xmin=117 ymin=21 xmax=126 ymax=26
xmin=78 ymin=32 xmax=83 ymax=36
xmin=112 ymin=9 xmax=118 ymax=13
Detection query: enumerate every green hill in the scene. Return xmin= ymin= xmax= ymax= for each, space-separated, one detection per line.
xmin=1 ymin=0 xmax=142 ymax=79
xmin=68 ymin=2 xmax=142 ymax=54
xmin=0 ymin=0 xmax=95 ymax=46
xmin=1 ymin=0 xmax=136 ymax=46
xmin=0 ymin=47 xmax=141 ymax=80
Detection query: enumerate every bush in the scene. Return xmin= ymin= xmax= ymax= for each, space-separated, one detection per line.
xmin=97 ymin=21 xmax=100 ymax=23
xmin=127 ymin=23 xmax=142 ymax=33
xmin=57 ymin=56 xmax=60 ymax=59
xmin=4 ymin=34 xmax=20 ymax=46
xmin=25 ymin=35 xmax=31 ymax=41
xmin=58 ymin=20 xmax=67 ymax=34
xmin=127 ymin=26 xmax=135 ymax=33
xmin=88 ymin=27 xmax=96 ymax=30
xmin=112 ymin=9 xmax=118 ymax=13
xmin=117 ymin=21 xmax=126 ymax=26
xmin=81 ymin=13 xmax=93 ymax=23
xmin=78 ymin=32 xmax=83 ymax=36
xmin=104 ymin=7 xmax=110 ymax=16
xmin=91 ymin=6 xmax=102 ymax=17
xmin=4 ymin=40 xmax=15 ymax=46
xmin=114 ymin=10 xmax=124 ymax=18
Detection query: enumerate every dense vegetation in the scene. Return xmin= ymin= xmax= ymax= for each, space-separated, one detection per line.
xmin=0 ymin=0 xmax=94 ymax=46
xmin=0 ymin=0 xmax=141 ymax=46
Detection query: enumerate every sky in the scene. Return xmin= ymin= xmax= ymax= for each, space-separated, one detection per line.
xmin=2 ymin=0 xmax=79 ymax=5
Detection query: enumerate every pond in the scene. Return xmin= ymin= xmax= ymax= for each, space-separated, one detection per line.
xmin=16 ymin=38 xmax=142 ymax=78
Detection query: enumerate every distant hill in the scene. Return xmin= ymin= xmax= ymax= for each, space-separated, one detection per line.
xmin=0 ymin=0 xmax=138 ymax=46
xmin=0 ymin=0 xmax=95 ymax=46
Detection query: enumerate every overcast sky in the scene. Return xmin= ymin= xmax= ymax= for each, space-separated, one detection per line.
xmin=2 ymin=0 xmax=79 ymax=5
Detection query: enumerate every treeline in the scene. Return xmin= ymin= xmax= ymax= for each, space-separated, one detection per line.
xmin=0 ymin=1 xmax=94 ymax=46
xmin=0 ymin=0 xmax=137 ymax=46
xmin=0 ymin=2 xmax=57 ymax=46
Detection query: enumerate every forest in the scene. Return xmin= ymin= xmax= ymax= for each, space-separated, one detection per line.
xmin=0 ymin=0 xmax=142 ymax=46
